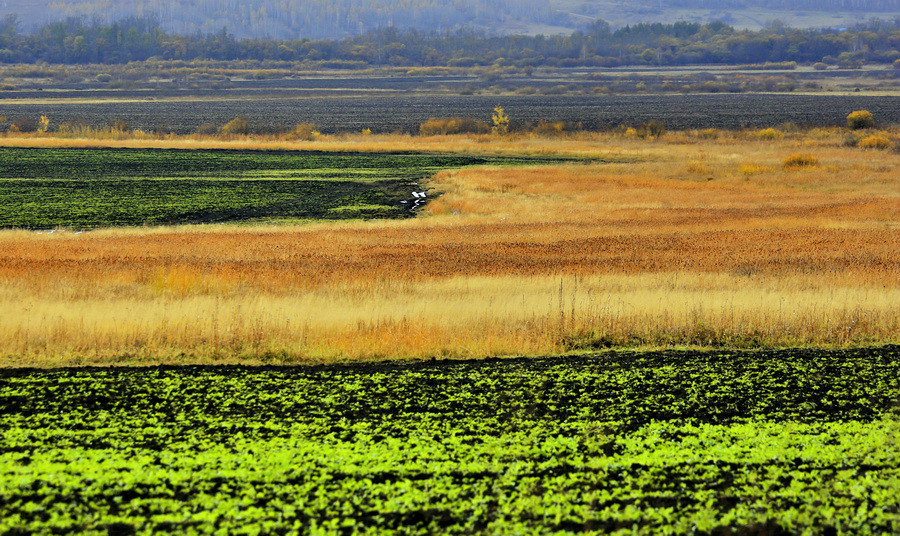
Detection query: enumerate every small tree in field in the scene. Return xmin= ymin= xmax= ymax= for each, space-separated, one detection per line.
xmin=492 ymin=106 xmax=510 ymax=135
xmin=37 ymin=115 xmax=50 ymax=133
xmin=847 ymin=110 xmax=875 ymax=130
xmin=643 ymin=120 xmax=666 ymax=139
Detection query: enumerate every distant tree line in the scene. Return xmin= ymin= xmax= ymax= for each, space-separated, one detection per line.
xmin=3 ymin=0 xmax=898 ymax=39
xmin=0 ymin=15 xmax=898 ymax=67
xmin=0 ymin=0 xmax=555 ymax=40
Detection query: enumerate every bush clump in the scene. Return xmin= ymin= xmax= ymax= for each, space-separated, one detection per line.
xmin=842 ymin=132 xmax=862 ymax=147
xmin=419 ymin=117 xmax=490 ymax=136
xmin=221 ymin=116 xmax=250 ymax=136
xmin=642 ymin=120 xmax=666 ymax=139
xmin=846 ymin=110 xmax=875 ymax=130
xmin=813 ymin=62 xmax=828 ymax=71
xmin=739 ymin=163 xmax=771 ymax=176
xmin=10 ymin=117 xmax=38 ymax=132
xmin=857 ymin=135 xmax=892 ymax=150
xmin=756 ymin=128 xmax=783 ymax=140
xmin=195 ymin=122 xmax=218 ymax=136
xmin=290 ymin=123 xmax=320 ymax=141
xmin=530 ymin=120 xmax=583 ymax=136
xmin=531 ymin=120 xmax=566 ymax=136
xmin=620 ymin=121 xmax=666 ymax=140
xmin=782 ymin=153 xmax=819 ymax=169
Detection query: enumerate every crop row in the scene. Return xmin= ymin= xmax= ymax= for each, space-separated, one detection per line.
xmin=2 ymin=93 xmax=899 ymax=134
xmin=1 ymin=347 xmax=898 ymax=534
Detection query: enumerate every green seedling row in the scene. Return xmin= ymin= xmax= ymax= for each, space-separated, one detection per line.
xmin=1 ymin=347 xmax=899 ymax=535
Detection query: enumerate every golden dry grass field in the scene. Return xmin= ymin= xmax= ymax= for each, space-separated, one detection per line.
xmin=1 ymin=129 xmax=898 ymax=366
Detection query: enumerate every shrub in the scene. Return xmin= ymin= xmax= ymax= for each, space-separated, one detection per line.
xmin=847 ymin=110 xmax=875 ymax=130
xmin=837 ymin=56 xmax=863 ymax=69
xmin=530 ymin=120 xmax=582 ymax=136
xmin=739 ymin=163 xmax=771 ymax=176
xmin=291 ymin=123 xmax=320 ymax=141
xmin=419 ymin=117 xmax=490 ymax=136
xmin=221 ymin=116 xmax=250 ymax=136
xmin=813 ymin=62 xmax=828 ymax=71
xmin=894 ymin=59 xmax=900 ymax=70
xmin=807 ymin=127 xmax=833 ymax=139
xmin=842 ymin=132 xmax=862 ymax=147
xmin=641 ymin=120 xmax=666 ymax=139
xmin=696 ymin=128 xmax=720 ymax=140
xmin=857 ymin=135 xmax=892 ymax=150
xmin=11 ymin=117 xmax=37 ymax=132
xmin=195 ymin=122 xmax=218 ymax=136
xmin=531 ymin=120 xmax=565 ymax=136
xmin=756 ymin=128 xmax=783 ymax=140
xmin=57 ymin=119 xmax=89 ymax=136
xmin=621 ymin=121 xmax=666 ymax=140
xmin=782 ymin=153 xmax=819 ymax=169
xmin=96 ymin=74 xmax=113 ymax=83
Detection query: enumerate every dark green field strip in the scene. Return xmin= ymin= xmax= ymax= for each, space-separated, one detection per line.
xmin=0 ymin=179 xmax=405 ymax=227
xmin=0 ymin=147 xmax=570 ymax=228
xmin=1 ymin=347 xmax=898 ymax=535
xmin=0 ymin=148 xmax=505 ymax=180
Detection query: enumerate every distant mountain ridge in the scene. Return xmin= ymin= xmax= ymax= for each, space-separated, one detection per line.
xmin=0 ymin=0 xmax=897 ymax=38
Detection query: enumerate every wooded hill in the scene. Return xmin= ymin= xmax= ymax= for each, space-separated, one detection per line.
xmin=0 ymin=17 xmax=898 ymax=68
xmin=0 ymin=0 xmax=898 ymax=39
xmin=2 ymin=0 xmax=556 ymax=39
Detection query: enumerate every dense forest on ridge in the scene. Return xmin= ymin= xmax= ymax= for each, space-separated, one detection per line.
xmin=0 ymin=16 xmax=898 ymax=68
xmin=0 ymin=0 xmax=899 ymax=38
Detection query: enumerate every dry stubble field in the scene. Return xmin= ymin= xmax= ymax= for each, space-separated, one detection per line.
xmin=0 ymin=130 xmax=898 ymax=366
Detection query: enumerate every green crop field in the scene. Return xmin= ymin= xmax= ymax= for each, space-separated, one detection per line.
xmin=1 ymin=347 xmax=898 ymax=535
xmin=0 ymin=148 xmax=548 ymax=229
